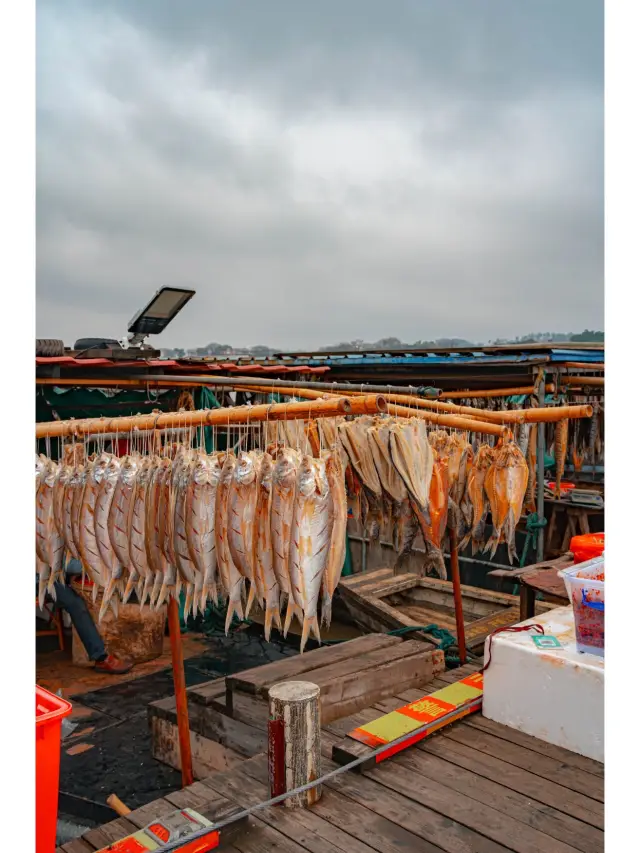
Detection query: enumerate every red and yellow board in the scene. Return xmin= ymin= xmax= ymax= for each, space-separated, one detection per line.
xmin=349 ymin=672 xmax=483 ymax=761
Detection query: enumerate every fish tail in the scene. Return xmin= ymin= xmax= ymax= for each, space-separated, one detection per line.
xmin=245 ymin=581 xmax=256 ymax=616
xmin=123 ymin=571 xmax=138 ymax=605
xmin=283 ymin=598 xmax=297 ymax=638
xmin=183 ymin=584 xmax=194 ymax=620
xmin=38 ymin=574 xmax=48 ymax=611
xmin=459 ymin=532 xmax=470 ymax=552
xmin=156 ymin=581 xmax=173 ymax=610
xmin=91 ymin=582 xmax=100 ymax=604
xmin=264 ymin=605 xmax=282 ymax=642
xmin=175 ymin=575 xmax=182 ymax=601
xmin=321 ymin=589 xmax=333 ymax=629
xmin=300 ymin=614 xmax=321 ymax=653
xmin=423 ymin=541 xmax=447 ymax=581
xmin=149 ymin=572 xmax=163 ymax=609
xmin=224 ymin=597 xmax=244 ymax=635
xmin=135 ymin=577 xmax=144 ymax=605
xmin=98 ymin=577 xmax=117 ymax=622
xmin=140 ymin=573 xmax=153 ymax=610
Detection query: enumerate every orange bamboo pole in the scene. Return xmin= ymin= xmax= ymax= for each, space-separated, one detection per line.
xmin=563 ymin=363 xmax=605 ymax=370
xmin=35 ymin=395 xmax=386 ymax=439
xmin=237 ymin=384 xmax=591 ymax=425
xmin=442 ymin=384 xmax=556 ymax=399
xmin=168 ymin=597 xmax=193 ymax=787
xmin=562 ymin=376 xmax=605 ymax=387
xmin=384 ymin=403 xmax=507 ymax=437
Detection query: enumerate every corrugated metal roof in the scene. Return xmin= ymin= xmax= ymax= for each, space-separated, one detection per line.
xmin=35 ymin=356 xmax=329 ymax=374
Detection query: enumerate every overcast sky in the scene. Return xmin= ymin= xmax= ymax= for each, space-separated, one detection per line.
xmin=36 ymin=0 xmax=603 ymax=350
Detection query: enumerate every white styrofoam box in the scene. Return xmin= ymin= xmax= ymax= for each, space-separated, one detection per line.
xmin=482 ymin=606 xmax=604 ymax=762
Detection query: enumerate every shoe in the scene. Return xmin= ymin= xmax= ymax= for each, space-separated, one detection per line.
xmin=94 ymin=654 xmax=133 ymax=674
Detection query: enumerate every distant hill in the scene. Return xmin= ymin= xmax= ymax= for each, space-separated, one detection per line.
xmin=161 ymin=330 xmax=603 ymax=358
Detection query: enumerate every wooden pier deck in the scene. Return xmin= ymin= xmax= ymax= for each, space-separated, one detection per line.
xmin=57 ymin=661 xmax=604 ymax=853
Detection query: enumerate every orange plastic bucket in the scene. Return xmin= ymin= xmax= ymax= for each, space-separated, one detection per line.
xmin=36 ymin=685 xmax=72 ymax=853
xmin=571 ymin=533 xmax=605 ymax=564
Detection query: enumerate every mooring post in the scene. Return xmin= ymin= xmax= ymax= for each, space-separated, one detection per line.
xmin=268 ymin=681 xmax=322 ymax=808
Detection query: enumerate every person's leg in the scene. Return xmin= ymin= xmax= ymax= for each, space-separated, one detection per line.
xmin=53 ymin=581 xmax=106 ymax=661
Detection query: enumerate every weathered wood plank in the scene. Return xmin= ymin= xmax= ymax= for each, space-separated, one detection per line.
xmin=394 ymin=749 xmax=603 ymax=853
xmin=464 ymin=607 xmax=523 ymax=646
xmin=81 ymin=817 xmax=139 ymax=850
xmin=208 ymin=761 xmax=379 ymax=853
xmin=188 ymin=677 xmax=227 ymax=706
xmin=227 ymin=634 xmax=401 ymax=694
xmin=339 ymin=568 xmax=393 ymax=589
xmin=463 ymin=715 xmax=604 ymax=777
xmin=444 ymin=724 xmax=604 ymax=803
xmin=150 ymin=713 xmax=244 ymax=779
xmin=355 ymin=573 xmax=418 ymax=597
xmin=164 ymin=781 xmax=221 ymax=809
xmin=366 ymin=759 xmax=583 ymax=853
xmin=326 ymin=767 xmax=511 ymax=853
xmin=421 ymin=735 xmax=604 ymax=829
xmin=124 ymin=797 xmax=180 ymax=829
xmin=58 ymin=840 xmax=96 ymax=853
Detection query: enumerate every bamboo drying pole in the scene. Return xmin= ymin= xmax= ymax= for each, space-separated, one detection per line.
xmin=562 ymin=362 xmax=605 ymax=370
xmin=442 ymin=385 xmax=556 ymax=399
xmin=261 ymin=384 xmax=593 ymax=425
xmin=561 ymin=376 xmax=605 ymax=387
xmin=34 ymin=395 xmax=386 ymax=440
xmin=126 ymin=372 xmax=442 ymax=397
xmin=448 ymin=530 xmax=466 ymax=665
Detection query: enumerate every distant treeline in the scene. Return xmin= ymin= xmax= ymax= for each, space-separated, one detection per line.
xmin=161 ymin=330 xmax=604 ymax=358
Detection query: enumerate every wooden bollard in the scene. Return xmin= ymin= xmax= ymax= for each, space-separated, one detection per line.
xmin=268 ymin=681 xmax=322 ymax=808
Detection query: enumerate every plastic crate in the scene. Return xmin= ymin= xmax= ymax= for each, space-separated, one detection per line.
xmin=36 ymin=685 xmax=72 ymax=853
xmin=570 ymin=533 xmax=604 ymax=564
xmin=558 ymin=556 xmax=604 ymax=657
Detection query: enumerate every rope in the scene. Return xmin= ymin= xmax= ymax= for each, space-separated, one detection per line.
xmin=519 ymin=512 xmax=548 ymax=569
xmin=480 ymin=623 xmax=544 ymax=673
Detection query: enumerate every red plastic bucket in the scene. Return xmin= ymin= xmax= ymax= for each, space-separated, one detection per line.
xmin=570 ymin=533 xmax=605 ymax=564
xmin=36 ymin=685 xmax=72 ymax=853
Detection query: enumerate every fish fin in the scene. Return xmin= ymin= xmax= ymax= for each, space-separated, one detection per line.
xmin=156 ymin=581 xmax=172 ymax=610
xmin=423 ymin=541 xmax=447 ymax=581
xmin=92 ymin=582 xmax=100 ymax=604
xmin=321 ymin=589 xmax=332 ymax=629
xmin=245 ymin=582 xmax=256 ymax=617
xmin=224 ymin=598 xmax=244 ymax=635
xmin=175 ymin=575 xmax=182 ymax=601
xmin=122 ymin=570 xmax=138 ymax=605
xmin=459 ymin=533 xmax=470 ymax=552
xmin=98 ymin=578 xmax=117 ymax=622
xmin=140 ymin=573 xmax=153 ymax=610
xmin=264 ymin=605 xmax=282 ymax=642
xmin=300 ymin=615 xmax=321 ymax=653
xmin=38 ymin=574 xmax=48 ymax=611
xmin=135 ymin=578 xmax=144 ymax=605
xmin=283 ymin=598 xmax=296 ymax=637
xmin=149 ymin=573 xmax=163 ymax=609
xmin=183 ymin=584 xmax=194 ymax=620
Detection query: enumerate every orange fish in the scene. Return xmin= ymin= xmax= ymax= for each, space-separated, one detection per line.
xmin=413 ymin=453 xmax=448 ymax=579
xmin=484 ymin=440 xmax=529 ymax=564
xmin=460 ymin=445 xmax=495 ymax=555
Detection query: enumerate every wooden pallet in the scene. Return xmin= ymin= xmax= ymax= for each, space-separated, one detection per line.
xmin=337 ymin=568 xmax=557 ymax=652
xmin=149 ymin=633 xmax=445 ymax=778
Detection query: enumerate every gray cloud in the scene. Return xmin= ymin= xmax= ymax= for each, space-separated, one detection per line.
xmin=36 ymin=0 xmax=603 ymax=349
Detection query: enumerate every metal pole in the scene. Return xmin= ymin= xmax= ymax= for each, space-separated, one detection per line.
xmin=448 ymin=530 xmax=467 ymax=665
xmin=536 ymin=373 xmax=546 ymax=561
xmin=167 ymin=597 xmax=194 ymax=787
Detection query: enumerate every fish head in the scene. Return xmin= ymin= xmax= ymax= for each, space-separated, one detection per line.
xmin=192 ymin=454 xmax=212 ymax=486
xmin=259 ymin=452 xmax=274 ymax=489
xmin=298 ymin=456 xmax=328 ymax=498
xmin=234 ymin=451 xmax=258 ymax=486
xmin=91 ymin=452 xmax=111 ymax=484
xmin=274 ymin=447 xmax=301 ymax=488
xmin=120 ymin=455 xmax=139 ymax=486
xmin=42 ymin=459 xmax=58 ymax=488
xmin=220 ymin=453 xmax=237 ymax=484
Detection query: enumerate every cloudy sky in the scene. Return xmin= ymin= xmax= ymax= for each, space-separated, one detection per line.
xmin=36 ymin=0 xmax=603 ymax=350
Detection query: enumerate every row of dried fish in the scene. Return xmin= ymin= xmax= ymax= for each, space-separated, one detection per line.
xmin=325 ymin=416 xmax=531 ymax=568
xmin=36 ymin=445 xmax=348 ymax=651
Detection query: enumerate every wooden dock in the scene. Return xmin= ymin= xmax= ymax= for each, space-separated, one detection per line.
xmin=337 ymin=568 xmax=558 ymax=652
xmin=58 ymin=659 xmax=604 ymax=853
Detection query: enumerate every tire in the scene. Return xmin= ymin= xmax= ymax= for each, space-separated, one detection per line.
xmin=36 ymin=338 xmax=65 ymax=357
xmin=73 ymin=337 xmax=121 ymax=350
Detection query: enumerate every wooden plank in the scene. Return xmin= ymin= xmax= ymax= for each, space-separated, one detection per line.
xmin=124 ymin=797 xmax=179 ymax=830
xmin=356 ymin=573 xmax=418 ymax=597
xmin=206 ymin=761 xmax=378 ymax=853
xmin=81 ymin=817 xmax=139 ymax=850
xmin=436 ymin=663 xmax=482 ymax=683
xmin=326 ymin=766 xmax=511 ymax=853
xmin=319 ymin=649 xmax=441 ymax=722
xmin=188 ymin=677 xmax=227 ymax=706
xmin=164 ymin=781 xmax=221 ymax=809
xmin=227 ymin=634 xmax=401 ymax=694
xmin=300 ymin=639 xmax=433 ymax=690
xmin=366 ymin=759 xmax=584 ymax=853
xmin=339 ymin=568 xmax=393 ymax=590
xmin=414 ymin=576 xmax=521 ymax=607
xmin=464 ymin=607 xmax=522 ymax=646
xmin=464 ymin=715 xmax=604 ymax=777
xmin=228 ymin=818 xmax=309 ymax=853
xmin=394 ymin=748 xmax=603 ymax=853
xmin=241 ymin=756 xmax=444 ymax=853
xmin=150 ymin=714 xmax=244 ymax=778
xmin=58 ymin=840 xmax=95 ymax=853
xmin=444 ymin=724 xmax=604 ymax=803
xmin=421 ymin=734 xmax=604 ymax=830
